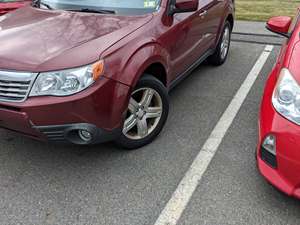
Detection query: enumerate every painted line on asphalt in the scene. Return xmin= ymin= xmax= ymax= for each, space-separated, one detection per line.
xmin=154 ymin=45 xmax=274 ymax=225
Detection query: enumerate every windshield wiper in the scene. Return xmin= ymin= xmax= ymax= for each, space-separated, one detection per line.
xmin=32 ymin=0 xmax=53 ymax=10
xmin=70 ymin=8 xmax=116 ymax=14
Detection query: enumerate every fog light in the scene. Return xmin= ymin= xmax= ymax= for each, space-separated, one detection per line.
xmin=78 ymin=130 xmax=92 ymax=142
xmin=262 ymin=135 xmax=276 ymax=155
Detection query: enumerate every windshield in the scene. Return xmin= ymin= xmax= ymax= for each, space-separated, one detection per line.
xmin=41 ymin=0 xmax=161 ymax=15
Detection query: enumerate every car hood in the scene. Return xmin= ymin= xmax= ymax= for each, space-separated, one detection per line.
xmin=0 ymin=7 xmax=152 ymax=72
xmin=287 ymin=40 xmax=300 ymax=83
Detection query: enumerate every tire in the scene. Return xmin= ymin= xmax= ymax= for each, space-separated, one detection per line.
xmin=115 ymin=74 xmax=169 ymax=150
xmin=208 ymin=21 xmax=232 ymax=66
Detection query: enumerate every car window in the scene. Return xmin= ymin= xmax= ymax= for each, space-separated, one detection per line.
xmin=41 ymin=0 xmax=161 ymax=15
xmin=289 ymin=8 xmax=300 ymax=33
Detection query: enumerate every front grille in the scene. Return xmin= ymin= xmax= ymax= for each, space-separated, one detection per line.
xmin=0 ymin=71 xmax=37 ymax=102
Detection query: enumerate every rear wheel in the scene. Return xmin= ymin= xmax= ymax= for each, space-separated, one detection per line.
xmin=208 ymin=21 xmax=231 ymax=66
xmin=115 ymin=74 xmax=169 ymax=150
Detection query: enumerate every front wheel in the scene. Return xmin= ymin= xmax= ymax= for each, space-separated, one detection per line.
xmin=208 ymin=21 xmax=232 ymax=66
xmin=115 ymin=74 xmax=169 ymax=150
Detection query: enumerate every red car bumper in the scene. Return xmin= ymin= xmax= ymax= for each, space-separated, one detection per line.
xmin=0 ymin=77 xmax=130 ymax=144
xmin=258 ymin=66 xmax=300 ymax=199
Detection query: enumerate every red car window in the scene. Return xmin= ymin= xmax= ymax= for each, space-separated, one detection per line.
xmin=289 ymin=8 xmax=300 ymax=33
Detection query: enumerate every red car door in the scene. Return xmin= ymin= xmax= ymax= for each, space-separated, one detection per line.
xmin=185 ymin=0 xmax=227 ymax=67
xmin=164 ymin=7 xmax=205 ymax=81
xmin=197 ymin=0 xmax=227 ymax=50
xmin=163 ymin=0 xmax=226 ymax=82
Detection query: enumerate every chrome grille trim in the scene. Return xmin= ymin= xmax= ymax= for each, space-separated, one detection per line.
xmin=0 ymin=71 xmax=38 ymax=102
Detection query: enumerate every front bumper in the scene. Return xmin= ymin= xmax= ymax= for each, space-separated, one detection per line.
xmin=0 ymin=77 xmax=130 ymax=144
xmin=258 ymin=66 xmax=300 ymax=199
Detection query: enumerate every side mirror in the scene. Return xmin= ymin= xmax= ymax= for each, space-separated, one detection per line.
xmin=266 ymin=16 xmax=292 ymax=38
xmin=168 ymin=0 xmax=199 ymax=15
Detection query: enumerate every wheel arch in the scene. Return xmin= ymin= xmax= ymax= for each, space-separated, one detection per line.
xmin=226 ymin=14 xmax=234 ymax=31
xmin=120 ymin=43 xmax=170 ymax=89
xmin=143 ymin=62 xmax=167 ymax=87
xmin=214 ymin=12 xmax=234 ymax=47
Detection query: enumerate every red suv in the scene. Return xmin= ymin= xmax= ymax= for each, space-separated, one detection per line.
xmin=0 ymin=0 xmax=234 ymax=149
xmin=0 ymin=0 xmax=30 ymax=15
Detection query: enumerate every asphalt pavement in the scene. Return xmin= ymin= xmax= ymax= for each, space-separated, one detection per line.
xmin=1 ymin=21 xmax=299 ymax=225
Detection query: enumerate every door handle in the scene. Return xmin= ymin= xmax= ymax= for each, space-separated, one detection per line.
xmin=198 ymin=10 xmax=207 ymax=17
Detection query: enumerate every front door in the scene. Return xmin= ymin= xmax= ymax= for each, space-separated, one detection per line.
xmin=161 ymin=0 xmax=226 ymax=82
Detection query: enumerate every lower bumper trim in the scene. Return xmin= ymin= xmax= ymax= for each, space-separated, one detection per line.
xmin=261 ymin=146 xmax=277 ymax=168
xmin=34 ymin=123 xmax=121 ymax=145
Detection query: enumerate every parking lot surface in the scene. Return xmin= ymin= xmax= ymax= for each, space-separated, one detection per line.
xmin=1 ymin=24 xmax=300 ymax=225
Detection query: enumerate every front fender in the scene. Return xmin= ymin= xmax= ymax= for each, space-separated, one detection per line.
xmin=103 ymin=42 xmax=170 ymax=88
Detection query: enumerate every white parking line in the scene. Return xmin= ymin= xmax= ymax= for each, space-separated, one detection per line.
xmin=154 ymin=45 xmax=274 ymax=225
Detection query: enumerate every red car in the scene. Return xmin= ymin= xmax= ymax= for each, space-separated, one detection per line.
xmin=257 ymin=8 xmax=300 ymax=198
xmin=0 ymin=0 xmax=30 ymax=15
xmin=0 ymin=0 xmax=234 ymax=149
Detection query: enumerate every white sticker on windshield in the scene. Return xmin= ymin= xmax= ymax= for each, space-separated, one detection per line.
xmin=144 ymin=0 xmax=156 ymax=8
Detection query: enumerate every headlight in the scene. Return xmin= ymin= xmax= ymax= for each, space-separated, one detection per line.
xmin=30 ymin=61 xmax=104 ymax=97
xmin=272 ymin=68 xmax=300 ymax=125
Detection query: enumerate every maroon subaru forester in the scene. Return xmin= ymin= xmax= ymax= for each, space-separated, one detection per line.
xmin=0 ymin=0 xmax=234 ymax=149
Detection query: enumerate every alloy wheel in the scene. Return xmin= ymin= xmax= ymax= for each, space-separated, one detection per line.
xmin=220 ymin=26 xmax=230 ymax=60
xmin=123 ymin=87 xmax=163 ymax=140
